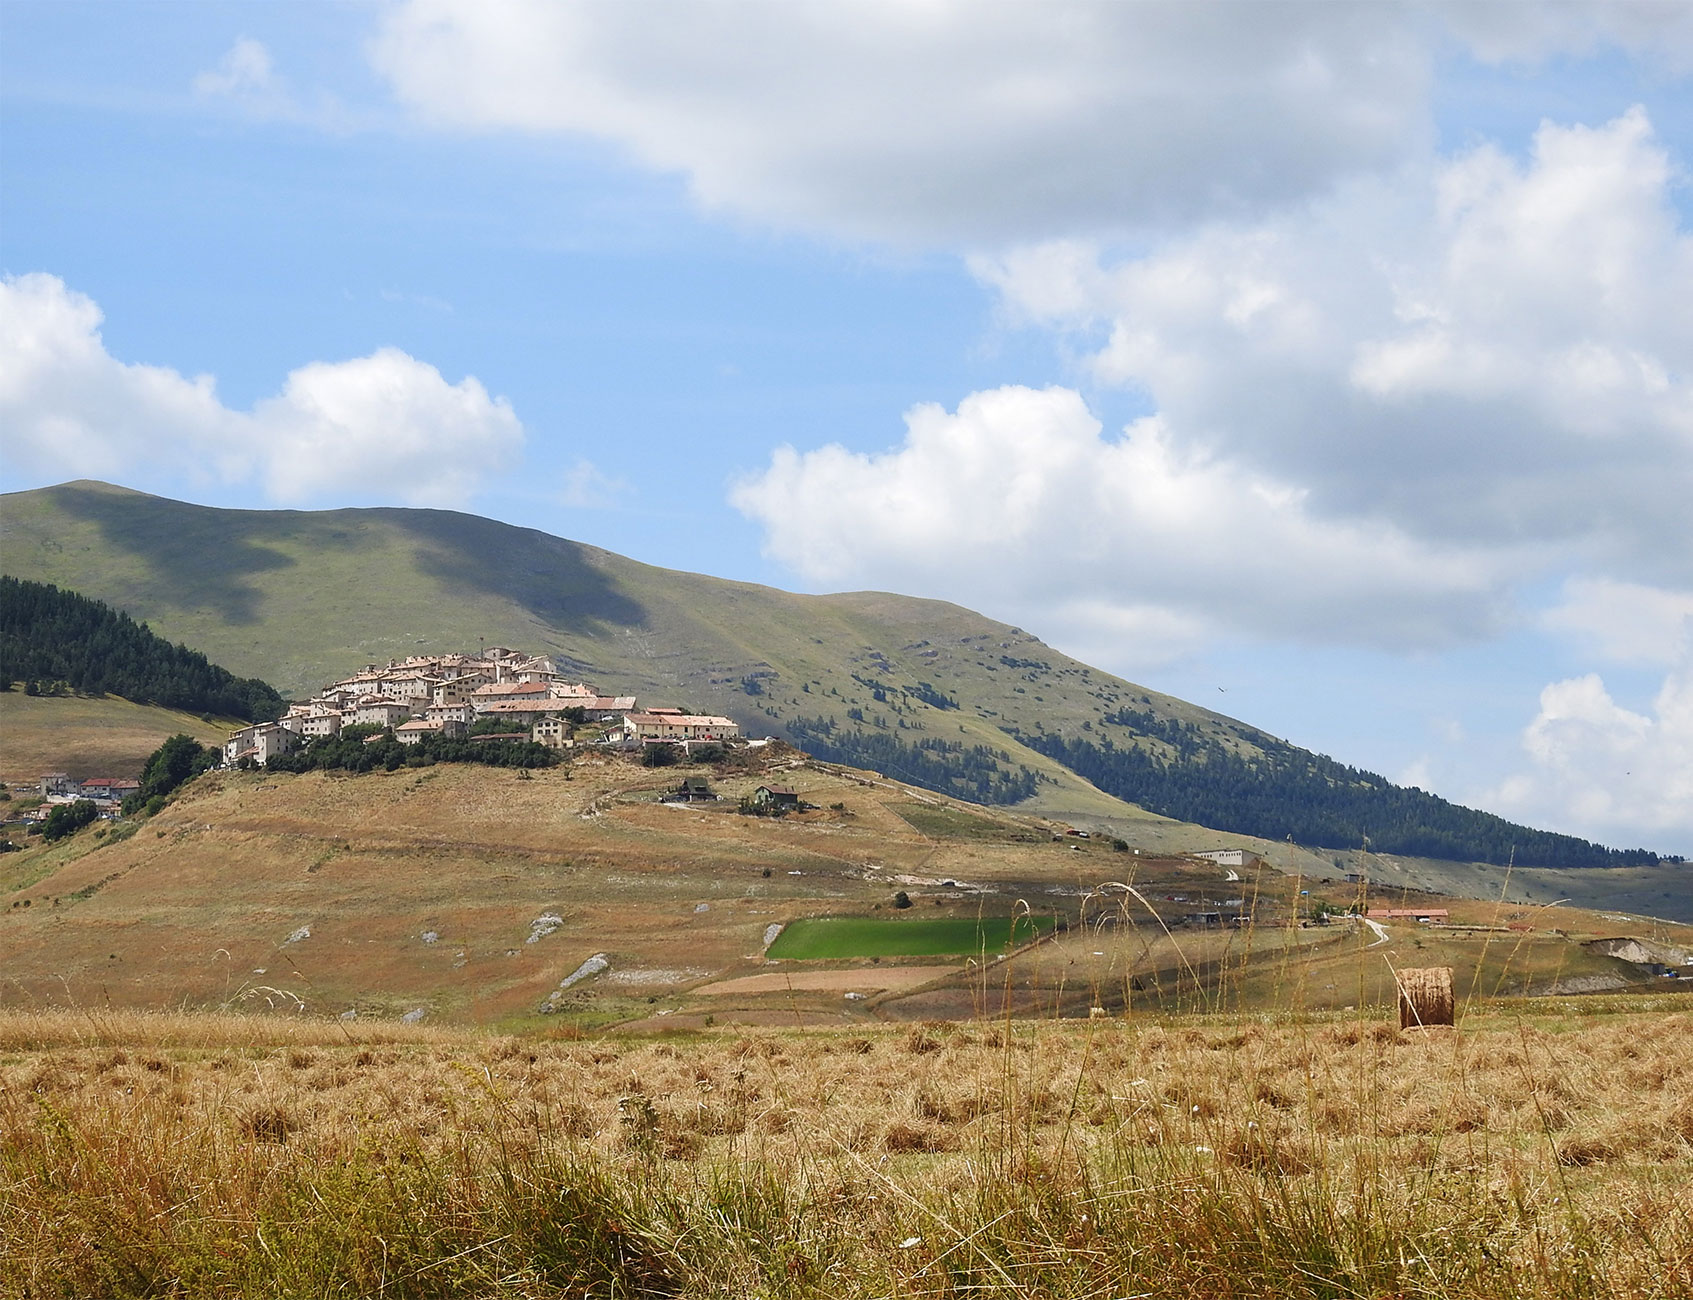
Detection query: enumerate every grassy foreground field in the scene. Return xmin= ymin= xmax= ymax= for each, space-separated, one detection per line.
xmin=3 ymin=1004 xmax=1689 ymax=1299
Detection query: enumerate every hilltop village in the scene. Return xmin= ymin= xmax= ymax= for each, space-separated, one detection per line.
xmin=222 ymin=646 xmax=741 ymax=767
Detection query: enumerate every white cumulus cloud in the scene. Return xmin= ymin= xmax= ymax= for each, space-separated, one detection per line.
xmin=193 ymin=36 xmax=280 ymax=100
xmin=0 ymin=273 xmax=523 ymax=507
xmin=735 ymin=111 xmax=1690 ymax=667
xmin=1542 ymin=579 xmax=1693 ymax=667
xmin=368 ymin=1 xmax=1693 ymax=246
xmin=370 ymin=0 xmax=1434 ymax=244
xmin=192 ymin=36 xmax=355 ymax=128
xmin=975 ymin=109 xmax=1693 ymax=586
xmin=731 ymin=384 xmax=1505 ymax=665
xmin=1488 ymin=657 xmax=1693 ymax=847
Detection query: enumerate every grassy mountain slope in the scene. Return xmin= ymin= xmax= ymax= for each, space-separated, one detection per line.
xmin=0 ymin=481 xmax=1669 ymax=870
xmin=0 ymin=693 xmax=233 ymax=786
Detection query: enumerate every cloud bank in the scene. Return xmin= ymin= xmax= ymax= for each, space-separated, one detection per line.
xmin=371 ymin=0 xmax=1693 ymax=246
xmin=736 ymin=110 xmax=1690 ymax=661
xmin=732 ymin=385 xmax=1506 ymax=661
xmin=1490 ymin=655 xmax=1693 ymax=846
xmin=0 ymin=273 xmax=522 ymax=507
xmin=372 ymin=0 xmax=1433 ymax=243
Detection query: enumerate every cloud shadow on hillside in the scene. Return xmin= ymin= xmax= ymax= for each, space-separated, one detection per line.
xmin=382 ymin=509 xmax=648 ymax=634
xmin=49 ymin=485 xmax=296 ymax=626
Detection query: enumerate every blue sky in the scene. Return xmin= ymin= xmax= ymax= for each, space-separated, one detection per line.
xmin=3 ymin=1 xmax=1690 ymax=854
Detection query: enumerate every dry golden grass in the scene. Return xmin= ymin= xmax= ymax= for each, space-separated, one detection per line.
xmin=4 ymin=1005 xmax=1689 ymax=1298
xmin=0 ymin=692 xmax=232 ymax=787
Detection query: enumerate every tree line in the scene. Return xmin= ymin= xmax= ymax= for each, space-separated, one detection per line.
xmin=785 ymin=715 xmax=1042 ymax=805
xmin=0 ymin=577 xmax=284 ymax=722
xmin=1012 ymin=709 xmax=1668 ymax=869
xmin=261 ymin=725 xmax=558 ymax=774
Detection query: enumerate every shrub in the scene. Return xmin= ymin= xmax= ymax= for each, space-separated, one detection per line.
xmin=42 ymin=800 xmax=98 ymax=842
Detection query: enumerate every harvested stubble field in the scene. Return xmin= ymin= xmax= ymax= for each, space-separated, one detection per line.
xmin=3 ymin=1005 xmax=1689 ymax=1299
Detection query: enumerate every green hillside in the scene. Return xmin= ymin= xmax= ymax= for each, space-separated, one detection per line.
xmin=0 ymin=481 xmax=1667 ymax=870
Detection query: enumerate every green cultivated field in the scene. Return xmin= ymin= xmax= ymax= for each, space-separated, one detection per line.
xmin=768 ymin=913 xmax=1058 ymax=958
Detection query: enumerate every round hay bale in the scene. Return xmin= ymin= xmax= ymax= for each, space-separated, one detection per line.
xmin=1397 ymin=966 xmax=1455 ymax=1028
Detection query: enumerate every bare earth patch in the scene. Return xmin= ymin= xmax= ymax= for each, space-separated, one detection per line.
xmin=601 ymin=967 xmax=712 ymax=986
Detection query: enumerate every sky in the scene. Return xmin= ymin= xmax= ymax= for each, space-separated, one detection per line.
xmin=2 ymin=0 xmax=1690 ymax=855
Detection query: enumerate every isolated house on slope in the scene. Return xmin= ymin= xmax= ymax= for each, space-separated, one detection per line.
xmin=223 ymin=723 xmax=300 ymax=767
xmin=619 ymin=711 xmax=742 ymax=743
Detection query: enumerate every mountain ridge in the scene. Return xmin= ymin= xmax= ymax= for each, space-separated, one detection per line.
xmin=0 ymin=480 xmax=1670 ymax=870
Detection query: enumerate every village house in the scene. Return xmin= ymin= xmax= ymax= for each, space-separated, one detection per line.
xmin=748 ymin=783 xmax=800 ymax=811
xmin=481 ymin=647 xmax=529 ymax=682
xmin=1193 ymin=849 xmax=1262 ymax=869
xmin=380 ymin=670 xmax=440 ymax=703
xmin=531 ymin=717 xmax=572 ymax=749
xmin=338 ymin=670 xmax=390 ymax=698
xmin=471 ymin=680 xmax=553 ymax=705
xmin=670 ymin=776 xmax=716 ymax=802
xmin=300 ymin=711 xmax=344 ymax=739
xmin=353 ymin=697 xmax=412 ymax=728
xmin=394 ymin=717 xmax=467 ymax=746
xmin=224 ymin=722 xmax=300 ymax=767
xmin=314 ymin=684 xmax=362 ymax=711
xmin=278 ymin=703 xmax=316 ymax=733
xmin=512 ymin=655 xmax=560 ymax=684
xmin=431 ymin=676 xmax=490 ymax=707
xmin=578 ymin=695 xmax=637 ymax=722
xmin=476 ymin=698 xmax=557 ymax=728
xmin=424 ymin=702 xmax=474 ymax=726
xmin=434 ymin=654 xmax=488 ymax=681
xmin=39 ymin=772 xmax=79 ymax=797
xmin=77 ymin=777 xmax=139 ymax=801
xmin=618 ymin=710 xmax=742 ymax=744
xmin=549 ymin=681 xmax=596 ymax=700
